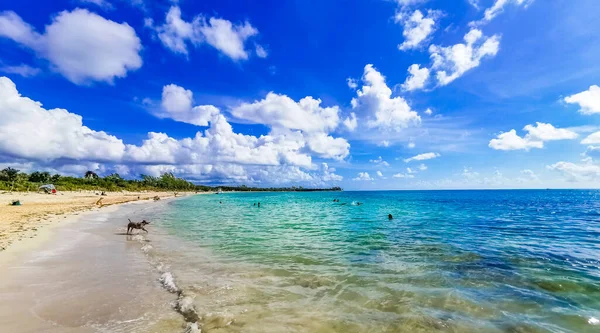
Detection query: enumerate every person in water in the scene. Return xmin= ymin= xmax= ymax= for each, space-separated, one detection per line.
xmin=258 ymin=202 xmax=261 ymax=207
xmin=253 ymin=203 xmax=256 ymax=206
xmin=388 ymin=214 xmax=393 ymax=220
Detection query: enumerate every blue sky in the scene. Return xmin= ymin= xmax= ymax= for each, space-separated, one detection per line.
xmin=1 ymin=0 xmax=600 ymax=189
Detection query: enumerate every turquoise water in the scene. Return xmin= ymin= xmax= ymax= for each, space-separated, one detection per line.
xmin=149 ymin=190 xmax=600 ymax=332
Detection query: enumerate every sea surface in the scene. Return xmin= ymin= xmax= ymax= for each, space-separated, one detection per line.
xmin=138 ymin=190 xmax=600 ymax=332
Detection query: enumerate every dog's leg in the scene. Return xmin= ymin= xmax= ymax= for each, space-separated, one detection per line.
xmin=141 ymin=227 xmax=148 ymax=233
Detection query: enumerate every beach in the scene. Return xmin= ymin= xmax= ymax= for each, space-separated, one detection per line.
xmin=0 ymin=191 xmax=196 ymax=251
xmin=0 ymin=196 xmax=195 ymax=332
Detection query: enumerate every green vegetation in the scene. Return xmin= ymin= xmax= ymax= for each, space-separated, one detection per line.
xmin=0 ymin=168 xmax=342 ymax=192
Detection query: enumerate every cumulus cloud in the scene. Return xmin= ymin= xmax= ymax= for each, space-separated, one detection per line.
xmin=489 ymin=122 xmax=577 ymax=151
xmin=376 ymin=171 xmax=384 ymax=178
xmin=396 ymin=0 xmax=427 ymax=7
xmin=351 ymin=64 xmax=421 ymax=131
xmin=429 ymin=28 xmax=500 ymax=85
xmin=582 ymin=131 xmax=600 ymax=145
xmin=0 ymin=76 xmax=347 ymax=186
xmin=0 ymin=64 xmax=40 ymax=77
xmin=404 ymin=152 xmax=440 ymax=162
xmin=151 ymin=6 xmax=261 ymax=60
xmin=396 ymin=10 xmax=439 ymax=51
xmin=547 ymin=160 xmax=600 ymax=182
xmin=424 ymin=108 xmax=433 ymax=115
xmin=157 ymin=84 xmax=220 ymax=126
xmin=402 ymin=64 xmax=430 ymax=91
xmin=0 ymin=9 xmax=142 ymax=84
xmin=419 ymin=164 xmax=427 ymax=171
xmin=0 ymin=76 xmax=126 ymax=161
xmin=231 ymin=92 xmax=340 ymax=133
xmin=564 ymin=85 xmax=600 ymax=115
xmin=343 ymin=112 xmax=358 ymax=131
xmin=353 ymin=172 xmax=374 ymax=181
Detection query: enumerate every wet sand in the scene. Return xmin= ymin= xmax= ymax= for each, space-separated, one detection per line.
xmin=0 ymin=200 xmax=189 ymax=333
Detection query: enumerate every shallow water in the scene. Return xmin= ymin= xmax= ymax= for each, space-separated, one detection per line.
xmin=136 ymin=190 xmax=600 ymax=332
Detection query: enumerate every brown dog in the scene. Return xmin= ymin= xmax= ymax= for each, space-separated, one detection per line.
xmin=127 ymin=219 xmax=150 ymax=235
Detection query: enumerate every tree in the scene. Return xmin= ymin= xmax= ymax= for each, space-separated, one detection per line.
xmin=0 ymin=167 xmax=19 ymax=182
xmin=51 ymin=174 xmax=61 ymax=183
xmin=29 ymin=171 xmax=51 ymax=183
xmin=84 ymin=171 xmax=99 ymax=180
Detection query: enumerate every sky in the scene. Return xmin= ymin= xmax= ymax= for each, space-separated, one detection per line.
xmin=0 ymin=0 xmax=599 ymax=190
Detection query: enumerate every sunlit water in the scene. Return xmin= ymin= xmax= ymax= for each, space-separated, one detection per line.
xmin=139 ymin=190 xmax=600 ymax=332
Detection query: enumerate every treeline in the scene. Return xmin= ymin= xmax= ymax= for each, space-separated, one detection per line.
xmin=0 ymin=168 xmax=342 ymax=192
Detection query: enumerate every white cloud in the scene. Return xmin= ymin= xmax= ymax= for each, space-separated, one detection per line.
xmin=370 ymin=156 xmax=390 ymax=167
xmin=78 ymin=0 xmax=114 ymax=10
xmin=424 ymin=108 xmax=433 ymax=115
xmin=0 ymin=9 xmax=142 ymax=84
xmin=0 ymin=76 xmax=126 ymax=162
xmin=402 ymin=64 xmax=430 ymax=91
xmin=351 ymin=64 xmax=421 ymax=131
xmin=581 ymin=131 xmax=600 ymax=145
xmin=343 ymin=112 xmax=358 ymax=131
xmin=404 ymin=152 xmax=440 ymax=162
xmin=548 ymin=160 xmax=600 ymax=182
xmin=489 ymin=122 xmax=577 ymax=151
xmin=152 ymin=6 xmax=259 ymax=61
xmin=475 ymin=0 xmax=533 ymax=24
xmin=304 ymin=133 xmax=350 ymax=160
xmin=0 ymin=76 xmax=348 ymax=186
xmin=564 ymin=85 xmax=600 ymax=115
xmin=408 ymin=141 xmax=416 ymax=148
xmin=376 ymin=171 xmax=384 ymax=178
xmin=0 ymin=64 xmax=40 ymax=77
xmin=393 ymin=173 xmax=415 ymax=179
xmin=347 ymin=78 xmax=358 ymax=89
xmin=429 ymin=28 xmax=500 ymax=85
xmin=396 ymin=10 xmax=439 ymax=51
xmin=231 ymin=92 xmax=340 ymax=133
xmin=379 ymin=140 xmax=391 ymax=147
xmin=468 ymin=0 xmax=480 ymax=9
xmin=157 ymin=84 xmax=220 ymax=126
xmin=353 ymin=172 xmax=374 ymax=181
xmin=255 ymin=44 xmax=268 ymax=58
xmin=407 ymin=167 xmax=416 ymax=174
xmin=419 ymin=164 xmax=428 ymax=171
xmin=489 ymin=129 xmax=541 ymax=151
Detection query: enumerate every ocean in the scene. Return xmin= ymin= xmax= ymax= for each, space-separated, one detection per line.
xmin=130 ymin=190 xmax=600 ymax=332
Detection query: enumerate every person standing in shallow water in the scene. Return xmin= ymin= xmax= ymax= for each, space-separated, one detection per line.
xmin=258 ymin=202 xmax=261 ymax=207
xmin=388 ymin=214 xmax=393 ymax=220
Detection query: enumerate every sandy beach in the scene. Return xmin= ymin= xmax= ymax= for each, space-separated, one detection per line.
xmin=0 ymin=190 xmax=197 ymax=252
xmin=0 ymin=195 xmax=202 ymax=332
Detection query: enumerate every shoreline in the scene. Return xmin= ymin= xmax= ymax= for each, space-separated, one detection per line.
xmin=0 ymin=190 xmax=207 ymax=253
xmin=0 ymin=196 xmax=195 ymax=332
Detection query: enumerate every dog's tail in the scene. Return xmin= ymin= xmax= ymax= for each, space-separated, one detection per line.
xmin=128 ymin=219 xmax=132 ymax=223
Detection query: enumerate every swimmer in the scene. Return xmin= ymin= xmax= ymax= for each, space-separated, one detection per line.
xmin=388 ymin=214 xmax=393 ymax=220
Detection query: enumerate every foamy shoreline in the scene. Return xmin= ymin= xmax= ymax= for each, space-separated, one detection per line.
xmin=0 ymin=190 xmax=208 ymax=253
